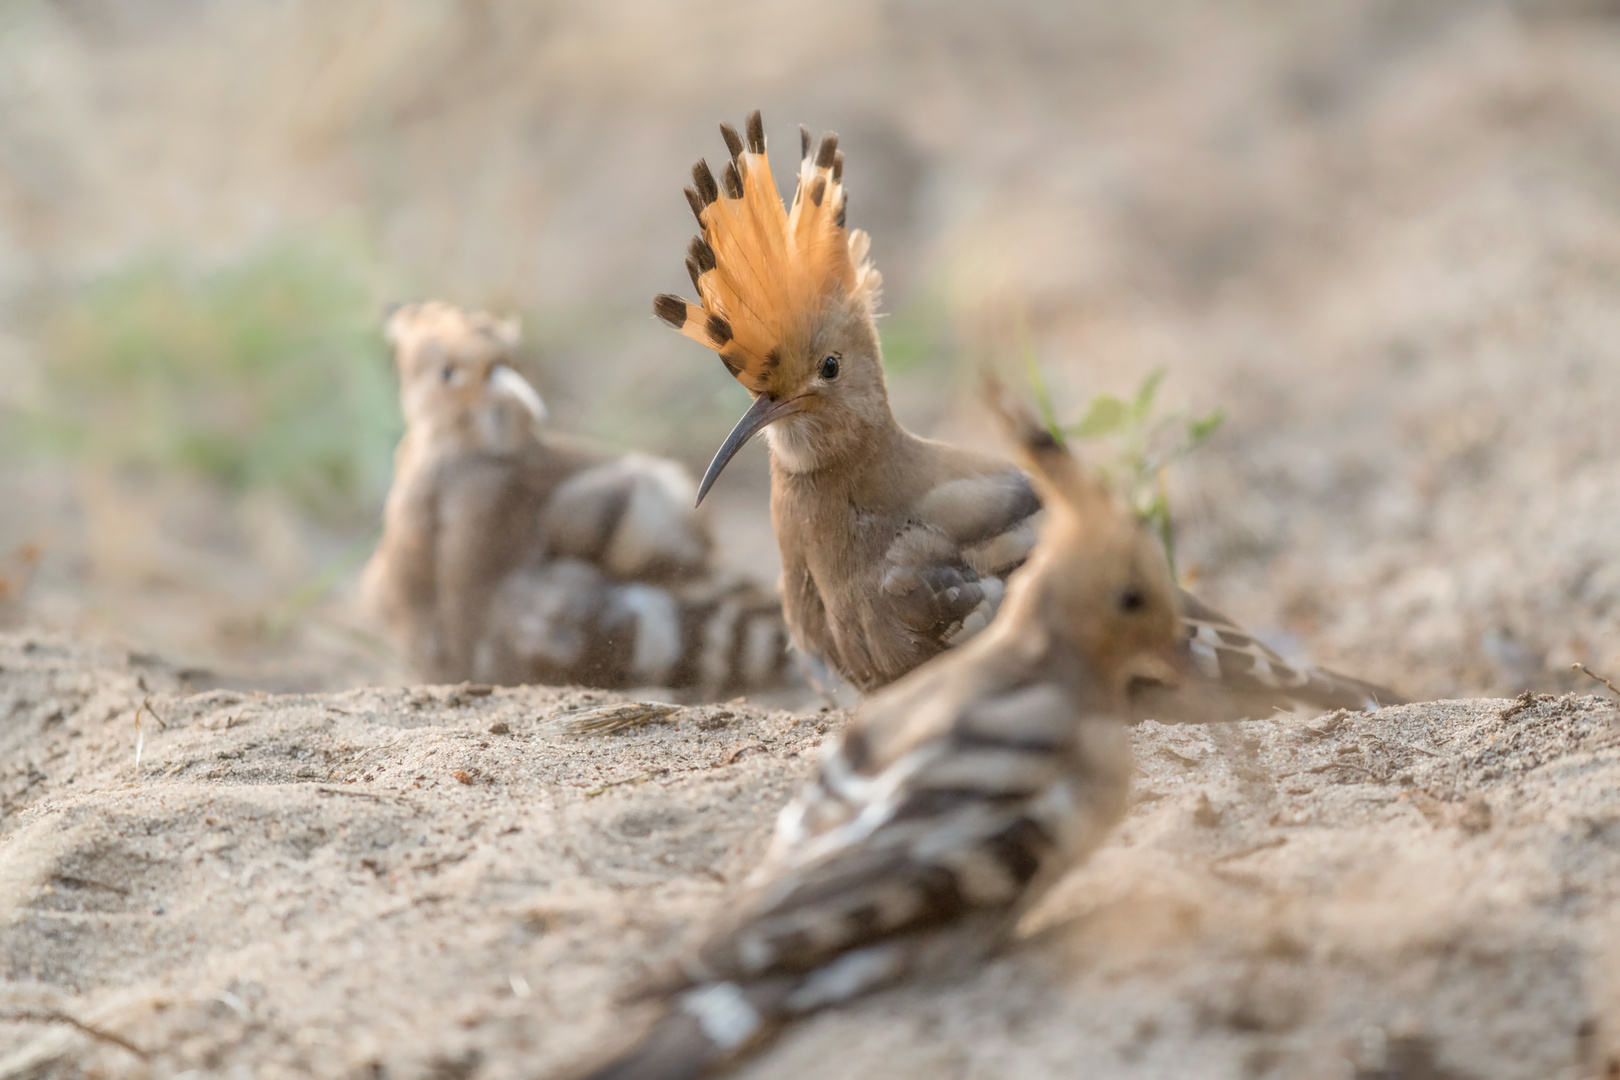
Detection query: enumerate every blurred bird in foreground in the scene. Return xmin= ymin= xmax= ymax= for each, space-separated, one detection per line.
xmin=566 ymin=387 xmax=1188 ymax=1080
xmin=363 ymin=301 xmax=791 ymax=694
xmin=655 ymin=110 xmax=1403 ymax=718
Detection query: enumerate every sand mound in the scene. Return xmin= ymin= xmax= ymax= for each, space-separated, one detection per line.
xmin=2 ymin=632 xmax=1618 ymax=1079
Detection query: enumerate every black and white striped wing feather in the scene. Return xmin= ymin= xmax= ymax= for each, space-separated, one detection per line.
xmin=1176 ymin=590 xmax=1400 ymax=714
xmin=691 ymin=665 xmax=1128 ymax=993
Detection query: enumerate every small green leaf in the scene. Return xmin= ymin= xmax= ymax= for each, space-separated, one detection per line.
xmin=1068 ymin=394 xmax=1127 ymax=438
xmin=1187 ymin=407 xmax=1226 ymax=444
xmin=1132 ymin=367 xmax=1166 ymax=421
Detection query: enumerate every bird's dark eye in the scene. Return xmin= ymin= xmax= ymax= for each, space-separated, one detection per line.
xmin=820 ymin=355 xmax=840 ymax=380
xmin=440 ymin=364 xmax=455 ymax=384
xmin=1118 ymin=587 xmax=1146 ymax=613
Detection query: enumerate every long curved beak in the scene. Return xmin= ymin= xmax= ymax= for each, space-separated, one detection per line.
xmin=488 ymin=364 xmax=547 ymax=422
xmin=696 ymin=394 xmax=805 ymax=506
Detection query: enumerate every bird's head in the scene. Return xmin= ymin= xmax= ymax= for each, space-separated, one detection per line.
xmin=988 ymin=383 xmax=1186 ymax=702
xmin=383 ymin=301 xmax=546 ymax=452
xmin=655 ymin=111 xmax=891 ymax=503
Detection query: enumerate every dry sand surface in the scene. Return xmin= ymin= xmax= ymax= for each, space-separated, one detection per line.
xmin=4 ymin=1 xmax=1620 ymax=705
xmin=3 ymin=8 xmax=1620 ymax=1078
xmin=4 ymin=632 xmax=1619 ymax=1080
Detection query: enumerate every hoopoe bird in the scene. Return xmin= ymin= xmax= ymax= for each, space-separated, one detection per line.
xmin=567 ymin=390 xmax=1190 ymax=1080
xmin=363 ymin=301 xmax=791 ymax=694
xmin=654 ymin=110 xmax=1403 ymax=717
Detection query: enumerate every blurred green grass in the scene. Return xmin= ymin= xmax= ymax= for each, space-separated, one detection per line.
xmin=12 ymin=233 xmax=402 ymax=522
xmin=879 ymin=289 xmax=953 ymax=376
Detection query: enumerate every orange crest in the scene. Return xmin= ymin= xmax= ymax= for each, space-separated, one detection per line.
xmin=654 ymin=110 xmax=881 ymax=396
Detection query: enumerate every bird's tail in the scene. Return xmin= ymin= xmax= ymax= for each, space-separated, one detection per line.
xmin=489 ymin=563 xmax=793 ymax=695
xmin=1287 ymin=658 xmax=1409 ymax=713
xmin=661 ymin=575 xmax=796 ymax=695
xmin=1135 ymin=588 xmax=1407 ymax=722
xmin=567 ymin=979 xmax=795 ymax=1080
xmin=572 ymin=1010 xmax=723 ymax=1080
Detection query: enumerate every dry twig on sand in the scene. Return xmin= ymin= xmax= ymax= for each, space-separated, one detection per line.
xmin=0 ymin=1010 xmax=146 ymax=1060
xmin=540 ymin=701 xmax=682 ymax=737
xmin=1571 ymin=662 xmax=1620 ymax=699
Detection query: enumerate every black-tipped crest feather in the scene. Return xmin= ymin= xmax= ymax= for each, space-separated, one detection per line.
xmin=654 ymin=294 xmax=687 ymax=329
xmin=816 ymin=134 xmax=838 ymax=169
xmin=982 ymin=375 xmax=1114 ymax=518
xmin=692 ymin=160 xmax=719 ymax=207
xmin=720 ymin=122 xmax=743 ymax=161
xmin=705 ymin=313 xmax=733 ymax=347
xmin=687 ymin=236 xmax=716 ymax=273
xmin=747 ymin=110 xmax=766 ymax=154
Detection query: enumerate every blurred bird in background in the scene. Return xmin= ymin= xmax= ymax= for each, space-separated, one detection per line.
xmin=364 ymin=301 xmax=792 ymax=694
xmin=568 ymin=386 xmax=1189 ymax=1080
xmin=656 ymin=111 xmax=1403 ymax=719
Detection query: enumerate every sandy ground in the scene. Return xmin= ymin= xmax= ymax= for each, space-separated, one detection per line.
xmin=3 ymin=5 xmax=1620 ymax=1078
xmin=4 ymin=632 xmax=1619 ymax=1080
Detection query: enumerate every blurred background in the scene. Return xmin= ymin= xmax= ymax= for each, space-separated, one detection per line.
xmin=0 ymin=0 xmax=1616 ymax=697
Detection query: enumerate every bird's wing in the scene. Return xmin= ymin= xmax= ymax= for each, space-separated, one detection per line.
xmin=878 ymin=468 xmax=1043 ymax=648
xmin=540 ymin=453 xmax=712 ymax=582
xmin=693 ymin=660 xmax=1123 ymax=984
